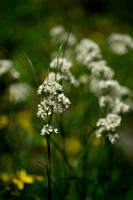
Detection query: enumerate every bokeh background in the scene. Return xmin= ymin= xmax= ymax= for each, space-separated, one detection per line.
xmin=0 ymin=0 xmax=133 ymax=199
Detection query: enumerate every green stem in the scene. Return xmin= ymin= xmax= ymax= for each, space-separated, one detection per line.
xmin=46 ymin=134 xmax=51 ymax=200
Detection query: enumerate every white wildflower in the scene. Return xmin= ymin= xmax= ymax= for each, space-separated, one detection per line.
xmin=107 ymin=133 xmax=119 ymax=144
xmin=118 ymin=85 xmax=132 ymax=97
xmin=37 ymin=81 xmax=71 ymax=132
xmin=98 ymin=79 xmax=121 ymax=96
xmin=10 ymin=69 xmax=20 ymax=79
xmin=50 ymin=58 xmax=79 ymax=87
xmin=50 ymin=25 xmax=77 ymax=46
xmin=66 ymin=33 xmax=77 ymax=46
xmin=96 ymin=113 xmax=121 ymax=139
xmin=75 ymin=39 xmax=102 ymax=65
xmin=0 ymin=59 xmax=20 ymax=79
xmin=96 ymin=114 xmax=121 ymax=143
xmin=108 ymin=33 xmax=133 ymax=55
xmin=0 ymin=60 xmax=12 ymax=76
xmin=44 ymin=72 xmax=61 ymax=83
xmin=99 ymin=96 xmax=130 ymax=114
xmin=113 ymin=99 xmax=130 ymax=114
xmin=50 ymin=58 xmax=72 ymax=71
xmin=56 ymin=93 xmax=71 ymax=113
xmin=37 ymin=81 xmax=63 ymax=95
xmin=89 ymin=60 xmax=114 ymax=79
xmin=50 ymin=25 xmax=66 ymax=44
xmin=41 ymin=124 xmax=58 ymax=135
xmin=37 ymin=98 xmax=54 ymax=120
xmin=99 ymin=95 xmax=113 ymax=108
xmin=95 ymin=127 xmax=106 ymax=138
xmin=9 ymin=83 xmax=33 ymax=103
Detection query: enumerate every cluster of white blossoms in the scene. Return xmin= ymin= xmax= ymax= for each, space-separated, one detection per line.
xmin=37 ymin=81 xmax=71 ymax=135
xmin=95 ymin=78 xmax=132 ymax=143
xmin=49 ymin=57 xmax=79 ymax=87
xmin=0 ymin=59 xmax=20 ymax=79
xmin=50 ymin=25 xmax=77 ymax=46
xmin=96 ymin=114 xmax=121 ymax=143
xmin=108 ymin=33 xmax=133 ymax=55
xmin=41 ymin=124 xmax=58 ymax=135
xmin=89 ymin=60 xmax=114 ymax=79
xmin=9 ymin=82 xmax=33 ymax=103
xmin=48 ymin=26 xmax=133 ymax=143
xmin=75 ymin=39 xmax=102 ymax=66
xmin=74 ymin=34 xmax=132 ymax=143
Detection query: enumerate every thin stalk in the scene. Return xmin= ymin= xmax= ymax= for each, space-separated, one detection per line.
xmin=59 ymin=113 xmax=66 ymax=157
xmin=46 ymin=134 xmax=51 ymax=200
xmin=107 ymin=141 xmax=113 ymax=200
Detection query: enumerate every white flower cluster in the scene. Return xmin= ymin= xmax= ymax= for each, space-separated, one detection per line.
xmin=50 ymin=25 xmax=77 ymax=46
xmin=96 ymin=114 xmax=121 ymax=144
xmin=93 ymin=78 xmax=132 ymax=143
xmin=37 ymin=81 xmax=71 ymax=135
xmin=50 ymin=57 xmax=72 ymax=71
xmin=75 ymin=39 xmax=102 ymax=66
xmin=9 ymin=82 xmax=33 ymax=103
xmin=74 ymin=37 xmax=132 ymax=143
xmin=41 ymin=124 xmax=58 ymax=135
xmin=48 ymin=26 xmax=133 ymax=143
xmin=49 ymin=58 xmax=79 ymax=87
xmin=89 ymin=60 xmax=114 ymax=79
xmin=0 ymin=59 xmax=20 ymax=79
xmin=108 ymin=33 xmax=133 ymax=55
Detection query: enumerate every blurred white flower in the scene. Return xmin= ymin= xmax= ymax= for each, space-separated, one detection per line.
xmin=0 ymin=59 xmax=20 ymax=79
xmin=107 ymin=133 xmax=119 ymax=144
xmin=50 ymin=58 xmax=72 ymax=71
xmin=49 ymin=57 xmax=79 ymax=87
xmin=44 ymin=72 xmax=61 ymax=83
xmin=108 ymin=33 xmax=133 ymax=55
xmin=0 ymin=60 xmax=12 ymax=76
xmin=89 ymin=60 xmax=114 ymax=79
xmin=50 ymin=25 xmax=77 ymax=46
xmin=9 ymin=83 xmax=33 ymax=103
xmin=75 ymin=39 xmax=102 ymax=65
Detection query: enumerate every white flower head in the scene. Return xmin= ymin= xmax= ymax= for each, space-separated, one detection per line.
xmin=44 ymin=72 xmax=61 ymax=83
xmin=107 ymin=133 xmax=119 ymax=144
xmin=108 ymin=33 xmax=133 ymax=55
xmin=0 ymin=60 xmax=12 ymax=76
xmin=41 ymin=124 xmax=58 ymax=135
xmin=96 ymin=113 xmax=121 ymax=143
xmin=9 ymin=82 xmax=33 ymax=103
xmin=50 ymin=58 xmax=72 ymax=71
xmin=89 ymin=60 xmax=114 ymax=79
xmin=50 ymin=25 xmax=77 ymax=46
xmin=37 ymin=80 xmax=71 ymax=135
xmin=37 ymin=81 xmax=63 ymax=95
xmin=75 ymin=39 xmax=102 ymax=66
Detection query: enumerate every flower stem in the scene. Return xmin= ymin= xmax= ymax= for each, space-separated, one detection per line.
xmin=46 ymin=134 xmax=51 ymax=200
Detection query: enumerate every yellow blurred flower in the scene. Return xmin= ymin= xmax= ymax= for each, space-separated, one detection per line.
xmin=35 ymin=175 xmax=44 ymax=182
xmin=17 ymin=111 xmax=33 ymax=132
xmin=0 ymin=170 xmax=44 ymax=190
xmin=66 ymin=136 xmax=81 ymax=155
xmin=12 ymin=170 xmax=34 ymax=190
xmin=0 ymin=115 xmax=9 ymax=129
xmin=0 ymin=172 xmax=13 ymax=183
xmin=65 ymin=136 xmax=81 ymax=165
